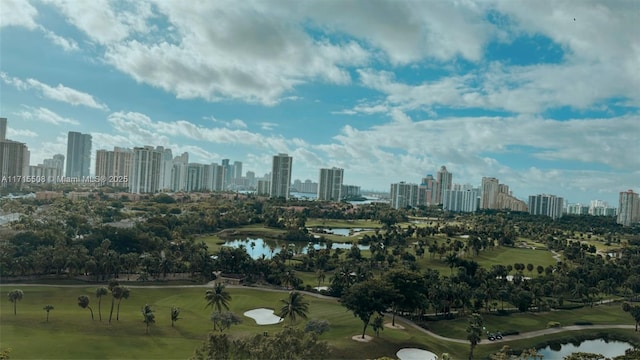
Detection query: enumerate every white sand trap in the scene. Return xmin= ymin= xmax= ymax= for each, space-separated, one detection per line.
xmin=243 ymin=308 xmax=283 ymax=325
xmin=397 ymin=348 xmax=438 ymax=360
xmin=351 ymin=334 xmax=373 ymax=342
xmin=314 ymin=286 xmax=328 ymax=291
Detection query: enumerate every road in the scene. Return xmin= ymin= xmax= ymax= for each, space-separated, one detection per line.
xmin=3 ymin=282 xmax=633 ymax=344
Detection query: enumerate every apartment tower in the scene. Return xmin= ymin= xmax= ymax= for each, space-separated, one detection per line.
xmin=270 ymin=153 xmax=292 ymax=199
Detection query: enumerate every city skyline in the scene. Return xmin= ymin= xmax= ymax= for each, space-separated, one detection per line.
xmin=1 ymin=1 xmax=638 ymax=205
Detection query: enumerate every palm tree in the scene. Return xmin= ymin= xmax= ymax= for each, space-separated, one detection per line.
xmin=77 ymin=295 xmax=94 ymax=320
xmin=278 ymin=291 xmax=309 ymax=324
xmin=466 ymin=313 xmax=483 ymax=360
xmin=8 ymin=289 xmax=24 ymax=315
xmin=170 ymin=306 xmax=181 ymax=327
xmin=95 ymin=287 xmax=108 ymax=321
xmin=43 ymin=305 xmax=54 ymax=322
xmin=115 ymin=287 xmax=130 ymax=321
xmin=141 ymin=304 xmax=155 ymax=335
xmin=205 ymin=283 xmax=231 ymax=313
xmin=108 ymin=281 xmax=120 ymax=324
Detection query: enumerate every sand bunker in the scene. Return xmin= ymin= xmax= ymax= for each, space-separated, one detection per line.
xmin=396 ymin=348 xmax=438 ymax=360
xmin=314 ymin=286 xmax=328 ymax=291
xmin=243 ymin=308 xmax=283 ymax=325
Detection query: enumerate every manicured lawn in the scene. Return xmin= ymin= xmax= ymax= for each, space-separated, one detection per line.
xmin=0 ymin=285 xmax=467 ymax=359
xmin=425 ymin=303 xmax=635 ymax=339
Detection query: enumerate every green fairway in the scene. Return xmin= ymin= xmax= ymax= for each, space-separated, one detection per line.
xmin=0 ymin=285 xmax=469 ymax=359
xmin=425 ymin=303 xmax=635 ymax=339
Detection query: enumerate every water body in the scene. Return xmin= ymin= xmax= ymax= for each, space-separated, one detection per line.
xmin=537 ymin=339 xmax=633 ymax=359
xmin=223 ymin=238 xmax=369 ymax=259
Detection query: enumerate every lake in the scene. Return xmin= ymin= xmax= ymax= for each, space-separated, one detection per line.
xmin=223 ymin=237 xmax=370 ymax=259
xmin=537 ymin=339 xmax=634 ymax=358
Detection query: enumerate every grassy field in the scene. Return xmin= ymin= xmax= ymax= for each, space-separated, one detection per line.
xmin=2 ymin=285 xmax=638 ymax=359
xmin=0 ymin=285 xmax=469 ymax=359
xmin=425 ymin=303 xmax=636 ymax=339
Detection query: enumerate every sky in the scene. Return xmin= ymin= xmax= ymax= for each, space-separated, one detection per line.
xmin=1 ymin=0 xmax=638 ymax=205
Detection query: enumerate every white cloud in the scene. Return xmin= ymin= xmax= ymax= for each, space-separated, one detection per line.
xmin=41 ymin=28 xmax=79 ymax=52
xmin=7 ymin=128 xmax=38 ymax=138
xmin=260 ymin=122 xmax=278 ymax=131
xmin=41 ymin=0 xmax=152 ymax=45
xmin=1 ymin=73 xmax=108 ymax=110
xmin=106 ymin=112 xmax=291 ymax=152
xmin=0 ymin=0 xmax=38 ymax=30
xmin=16 ymin=106 xmax=80 ymax=125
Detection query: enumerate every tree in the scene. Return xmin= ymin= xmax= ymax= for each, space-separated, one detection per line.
xmin=372 ymin=315 xmax=384 ymax=337
xmin=205 ymin=283 xmax=231 ymax=313
xmin=141 ymin=304 xmax=155 ymax=335
xmin=622 ymin=303 xmax=640 ymax=331
xmin=191 ymin=326 xmax=330 ymax=360
xmin=108 ymin=280 xmax=120 ymax=323
xmin=383 ymin=268 xmax=426 ymax=326
xmin=304 ymin=319 xmax=330 ymax=335
xmin=210 ymin=311 xmax=242 ymax=332
xmin=563 ymin=353 xmax=605 ymax=360
xmin=77 ymin=295 xmax=94 ymax=320
xmin=466 ymin=313 xmax=483 ymax=360
xmin=115 ymin=286 xmax=130 ymax=321
xmin=170 ymin=306 xmax=181 ymax=327
xmin=95 ymin=287 xmax=108 ymax=321
xmin=279 ymin=291 xmax=309 ymax=325
xmin=342 ymin=279 xmax=393 ymax=339
xmin=43 ymin=305 xmax=54 ymax=322
xmin=7 ymin=289 xmax=24 ymax=316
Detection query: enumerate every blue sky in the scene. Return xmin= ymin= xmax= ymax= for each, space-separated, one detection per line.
xmin=1 ymin=0 xmax=638 ymax=205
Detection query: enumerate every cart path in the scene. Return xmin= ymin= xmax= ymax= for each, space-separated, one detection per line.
xmin=3 ymin=283 xmax=634 ymax=343
xmin=394 ymin=314 xmax=635 ymax=345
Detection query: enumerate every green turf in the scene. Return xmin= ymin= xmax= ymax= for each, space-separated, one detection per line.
xmin=425 ymin=303 xmax=635 ymax=339
xmin=0 ymin=286 xmax=469 ymax=359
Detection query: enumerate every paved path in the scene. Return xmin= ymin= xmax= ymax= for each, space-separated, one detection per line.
xmin=4 ymin=283 xmax=633 ymax=343
xmin=394 ymin=314 xmax=635 ymax=345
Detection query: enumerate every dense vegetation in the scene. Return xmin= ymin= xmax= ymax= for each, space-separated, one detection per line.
xmin=1 ymin=192 xmax=639 ymax=358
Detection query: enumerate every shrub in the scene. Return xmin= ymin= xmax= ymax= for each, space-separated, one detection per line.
xmin=547 ymin=321 xmax=561 ymax=328
xmin=573 ymin=321 xmax=593 ymax=326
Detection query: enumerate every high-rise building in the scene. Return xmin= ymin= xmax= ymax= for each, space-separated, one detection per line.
xmin=342 ymin=185 xmax=361 ymax=198
xmin=246 ymin=171 xmax=255 ymax=188
xmin=221 ymin=159 xmax=232 ymax=189
xmin=171 ymin=152 xmax=189 ymax=192
xmin=481 ymin=177 xmax=500 ymax=209
xmin=95 ymin=147 xmax=132 ymax=187
xmin=157 ymin=147 xmax=173 ymax=191
xmin=0 ymin=118 xmax=29 ymax=179
xmin=617 ymin=190 xmax=640 ymax=226
xmin=318 ymin=167 xmax=344 ymax=201
xmin=28 ymin=154 xmax=64 ymax=180
xmin=528 ymin=194 xmax=564 ymax=219
xmin=435 ymin=166 xmax=452 ymax=205
xmin=390 ymin=182 xmax=420 ymax=209
xmin=270 ymin=153 xmax=292 ymax=199
xmin=129 ymin=146 xmax=161 ymax=193
xmin=257 ymin=179 xmax=271 ymax=195
xmin=443 ymin=187 xmax=480 ymax=212
xmin=233 ymin=161 xmax=243 ymax=180
xmin=186 ymin=163 xmax=205 ymax=192
xmin=0 ymin=117 xmax=6 ymax=141
xmin=66 ymin=131 xmax=92 ymax=178
xmin=1 ymin=140 xmax=29 ymax=178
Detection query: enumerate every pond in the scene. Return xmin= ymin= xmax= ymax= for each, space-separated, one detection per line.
xmin=537 ymin=339 xmax=634 ymax=358
xmin=223 ymin=238 xmax=370 ymax=259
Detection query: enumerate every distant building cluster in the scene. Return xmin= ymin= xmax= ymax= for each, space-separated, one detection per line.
xmin=0 ymin=117 xmax=637 ymax=225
